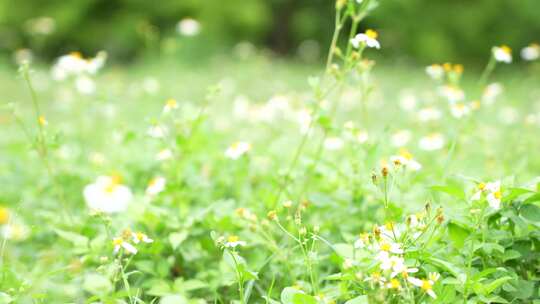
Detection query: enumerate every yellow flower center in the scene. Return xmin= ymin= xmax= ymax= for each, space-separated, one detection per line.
xmin=38 ymin=115 xmax=47 ymax=126
xmin=70 ymin=51 xmax=82 ymax=58
xmin=371 ymin=271 xmax=381 ymax=280
xmin=399 ymin=149 xmax=413 ymax=160
xmin=421 ymin=280 xmax=433 ymax=291
xmin=494 ymin=191 xmax=502 ymax=199
xmin=500 ymin=45 xmax=512 ymax=55
xmin=453 ymin=64 xmax=464 ymax=74
xmin=443 ymin=63 xmax=452 ymax=72
xmin=227 ymin=235 xmax=239 ymax=243
xmin=0 ymin=207 xmax=9 ymax=225
xmin=401 ymin=271 xmax=409 ymax=278
xmin=389 ymin=279 xmax=401 ymax=289
xmin=365 ymin=29 xmax=378 ymax=39
xmin=113 ymin=238 xmax=123 ymax=246
xmin=380 ymin=242 xmax=391 ymax=251
xmin=166 ymin=98 xmax=177 ymax=108
xmin=478 ymin=182 xmax=486 ymax=190
xmin=136 ymin=232 xmax=145 ymax=241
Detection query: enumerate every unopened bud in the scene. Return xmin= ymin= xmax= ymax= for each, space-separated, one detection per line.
xmin=267 ymin=210 xmax=278 ymax=221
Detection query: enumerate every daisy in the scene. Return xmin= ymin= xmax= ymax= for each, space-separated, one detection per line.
xmin=351 ymin=29 xmax=380 ymax=49
xmin=177 ymin=18 xmax=200 ymax=36
xmin=390 ymin=149 xmax=422 ymax=171
xmin=156 ymin=149 xmax=173 ymax=161
xmin=112 ymin=237 xmax=137 ymax=255
xmin=438 ymin=85 xmax=465 ymax=103
xmin=132 ymin=232 xmax=154 ymax=244
xmin=83 ymin=175 xmax=132 ymax=213
xmin=417 ymin=107 xmax=442 ymax=122
xmin=425 ymin=64 xmax=444 ymax=80
xmin=419 ymin=133 xmax=445 ymax=151
xmin=223 ymin=235 xmax=246 ymax=248
xmin=391 ymin=130 xmax=412 ymax=147
xmin=521 ymin=43 xmax=540 ymax=61
xmin=163 ymin=98 xmax=178 ymax=113
xmin=354 ymin=233 xmax=370 ymax=249
xmin=147 ymin=125 xmax=167 ymax=138
xmin=225 ymin=141 xmax=251 ymax=159
xmin=146 ymin=176 xmax=166 ymax=196
xmin=365 ymin=271 xmax=387 ymax=287
xmin=482 ymin=83 xmax=503 ymax=105
xmin=356 ymin=130 xmax=369 ymax=144
xmin=409 ymin=277 xmax=437 ymax=299
xmin=492 ymin=45 xmax=512 ymax=63
xmin=450 ymin=102 xmax=471 ymax=119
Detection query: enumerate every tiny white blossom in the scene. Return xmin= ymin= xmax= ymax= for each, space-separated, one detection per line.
xmin=84 ymin=175 xmax=132 ymax=214
xmin=521 ymin=43 xmax=540 ymax=61
xmin=225 ymin=141 xmax=251 ymax=159
xmin=419 ymin=133 xmax=445 ymax=151
xmin=177 ymin=18 xmax=200 ymax=36
xmin=492 ymin=45 xmax=512 ymax=63
xmin=351 ymin=29 xmax=380 ymax=49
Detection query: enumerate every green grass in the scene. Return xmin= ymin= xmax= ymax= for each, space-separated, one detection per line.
xmin=0 ymin=53 xmax=539 ymax=303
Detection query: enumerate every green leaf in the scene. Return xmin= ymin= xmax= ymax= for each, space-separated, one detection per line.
xmin=54 ymin=229 xmax=89 ymax=249
xmin=160 ymin=295 xmax=188 ymax=304
xmin=430 ymin=185 xmax=465 ymax=200
xmin=292 ymin=293 xmax=318 ymax=304
xmin=169 ymin=231 xmax=188 ymax=250
xmin=520 ymin=204 xmax=540 ymax=223
xmin=344 ymin=295 xmax=369 ymax=304
xmin=281 ymin=287 xmax=305 ymax=304
xmin=82 ymin=273 xmax=112 ymax=295
xmin=447 ymin=222 xmax=469 ymax=249
xmin=523 ymin=192 xmax=540 ymax=204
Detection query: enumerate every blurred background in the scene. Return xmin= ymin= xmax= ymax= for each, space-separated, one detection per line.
xmin=0 ymin=0 xmax=539 ymax=67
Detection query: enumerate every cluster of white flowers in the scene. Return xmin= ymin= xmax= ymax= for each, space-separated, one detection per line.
xmin=472 ymin=180 xmax=502 ymax=209
xmin=51 ymin=51 xmax=107 ymax=95
xmin=112 ymin=229 xmax=153 ymax=255
xmin=355 ymin=221 xmax=441 ymax=299
xmin=225 ymin=141 xmax=251 ymax=159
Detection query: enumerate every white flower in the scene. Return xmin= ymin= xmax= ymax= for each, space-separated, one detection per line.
xmin=438 ymin=85 xmax=465 ymax=103
xmin=132 ymin=232 xmax=154 ymax=244
xmin=147 ymin=125 xmax=167 ymax=138
xmin=492 ymin=45 xmax=512 ymax=63
xmin=84 ymin=175 xmax=132 ymax=213
xmin=521 ymin=43 xmax=540 ymax=61
xmin=51 ymin=51 xmax=107 ymax=81
xmin=482 ymin=83 xmax=503 ymax=105
xmin=177 ymin=18 xmax=200 ymax=36
xmin=324 ymin=137 xmax=344 ymax=150
xmin=486 ymin=181 xmax=502 ymax=210
xmin=425 ymin=64 xmax=444 ymax=80
xmin=225 ymin=141 xmax=251 ymax=159
xmin=390 ymin=149 xmax=422 ymax=171
xmin=380 ymin=255 xmax=405 ymax=273
xmin=351 ymin=29 xmax=380 ymax=49
xmin=419 ymin=133 xmax=445 ymax=151
xmin=354 ymin=233 xmax=370 ymax=249
xmin=146 ymin=176 xmax=166 ymax=196
xmin=409 ymin=277 xmax=437 ymax=299
xmin=356 ymin=130 xmax=369 ymax=144
xmin=223 ymin=235 xmax=246 ymax=248
xmin=391 ymin=130 xmax=412 ymax=147
xmin=392 ymin=266 xmax=418 ymax=279
xmin=156 ymin=149 xmax=173 ymax=161
xmin=75 ymin=75 xmax=96 ymax=95
xmin=163 ymin=98 xmax=178 ymax=113
xmin=417 ymin=107 xmax=442 ymax=122
xmin=113 ymin=238 xmax=137 ymax=255
xmin=450 ymin=102 xmax=471 ymax=119
xmin=399 ymin=93 xmax=417 ymax=111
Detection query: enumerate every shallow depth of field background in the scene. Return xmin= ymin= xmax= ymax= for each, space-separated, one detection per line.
xmin=1 ymin=0 xmax=540 ymax=303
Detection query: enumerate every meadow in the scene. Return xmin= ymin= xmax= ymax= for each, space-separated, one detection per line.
xmin=1 ymin=1 xmax=540 ymax=303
